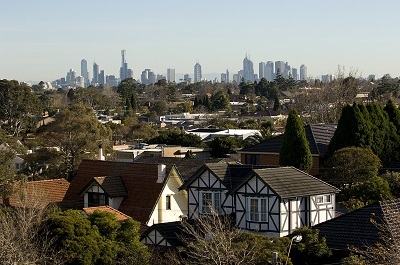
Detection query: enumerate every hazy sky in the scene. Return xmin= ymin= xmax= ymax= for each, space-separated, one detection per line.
xmin=1 ymin=0 xmax=400 ymax=83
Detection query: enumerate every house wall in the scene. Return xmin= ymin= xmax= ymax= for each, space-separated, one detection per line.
xmin=147 ymin=170 xmax=188 ymax=226
xmin=187 ymin=170 xmax=232 ymax=219
xmin=309 ymin=194 xmax=336 ymax=225
xmin=280 ymin=197 xmax=309 ymax=236
xmin=235 ymin=175 xmax=281 ymax=237
xmin=141 ymin=230 xmax=171 ymax=247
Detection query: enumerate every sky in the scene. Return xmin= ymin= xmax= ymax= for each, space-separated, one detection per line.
xmin=1 ymin=0 xmax=400 ymax=83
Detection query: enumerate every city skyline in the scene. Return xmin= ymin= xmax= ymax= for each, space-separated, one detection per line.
xmin=1 ymin=0 xmax=400 ymax=82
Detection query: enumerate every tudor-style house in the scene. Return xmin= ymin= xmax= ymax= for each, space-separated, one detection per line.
xmin=179 ymin=163 xmax=339 ymax=237
xmin=63 ymin=160 xmax=188 ymax=230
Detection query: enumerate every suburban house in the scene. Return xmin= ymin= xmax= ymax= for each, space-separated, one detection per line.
xmin=62 ymin=160 xmax=188 ymax=230
xmin=179 ymin=163 xmax=339 ymax=237
xmin=238 ymin=124 xmax=337 ymax=176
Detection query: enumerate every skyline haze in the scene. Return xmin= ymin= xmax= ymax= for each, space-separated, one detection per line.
xmin=1 ymin=0 xmax=400 ymax=83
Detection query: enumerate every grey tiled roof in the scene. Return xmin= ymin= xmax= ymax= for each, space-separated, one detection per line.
xmin=93 ymin=176 xmax=128 ymax=197
xmin=249 ymin=167 xmax=339 ymax=198
xmin=239 ymin=124 xmax=337 ymax=156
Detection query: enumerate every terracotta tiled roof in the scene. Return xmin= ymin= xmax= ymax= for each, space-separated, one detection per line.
xmin=83 ymin=206 xmax=131 ymax=221
xmin=9 ymin=178 xmax=70 ymax=207
xmin=63 ymin=159 xmax=172 ymax=226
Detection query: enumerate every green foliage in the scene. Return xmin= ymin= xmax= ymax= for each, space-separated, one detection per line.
xmin=45 ymin=209 xmax=149 ymax=265
xmin=323 ymin=147 xmax=381 ymax=188
xmin=147 ymin=129 xmax=203 ymax=147
xmin=352 ymin=176 xmax=393 ymax=204
xmin=209 ymin=136 xmax=244 ymax=158
xmin=210 ymin=91 xmax=231 ymax=112
xmin=290 ymin=226 xmax=332 ymax=265
xmin=0 ymin=79 xmax=42 ymax=136
xmin=38 ymin=103 xmax=112 ymax=180
xmin=150 ymin=100 xmax=169 ymax=116
xmin=279 ymin=108 xmax=312 ymax=172
xmin=381 ymin=171 xmax=400 ymax=197
xmin=340 ymin=254 xmax=368 ymax=265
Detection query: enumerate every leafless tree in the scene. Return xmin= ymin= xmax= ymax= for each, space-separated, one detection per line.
xmin=0 ymin=184 xmax=63 ymax=264
xmin=177 ymin=210 xmax=262 ymax=265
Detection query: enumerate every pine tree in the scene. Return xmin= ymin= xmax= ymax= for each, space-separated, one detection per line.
xmin=279 ymin=108 xmax=312 ymax=172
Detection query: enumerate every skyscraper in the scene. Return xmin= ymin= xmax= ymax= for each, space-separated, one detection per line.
xmin=93 ymin=62 xmax=99 ymax=84
xmin=167 ymin=68 xmax=175 ymax=83
xmin=194 ymin=62 xmax=202 ymax=83
xmin=120 ymin=50 xmax=133 ymax=81
xmin=99 ymin=70 xmax=106 ymax=85
xmin=259 ymin=62 xmax=265 ymax=79
xmin=226 ymin=69 xmax=229 ymax=83
xmin=221 ymin=73 xmax=227 ymax=83
xmin=300 ymin=64 xmax=307 ymax=80
xmin=243 ymin=55 xmax=254 ymax=82
xmin=292 ymin=68 xmax=298 ymax=80
xmin=275 ymin=61 xmax=285 ymax=77
xmin=81 ymin=59 xmax=89 ymax=88
xmin=265 ymin=61 xmax=274 ymax=81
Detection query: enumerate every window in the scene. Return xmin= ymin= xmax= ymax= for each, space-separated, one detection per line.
xmin=88 ymin=192 xmax=108 ymax=207
xmin=247 ymin=197 xmax=268 ymax=222
xmin=166 ymin=195 xmax=171 ymax=210
xmin=316 ymin=194 xmax=331 ymax=204
xmin=201 ymin=192 xmax=221 ymax=214
xmin=245 ymin=154 xmax=260 ymax=165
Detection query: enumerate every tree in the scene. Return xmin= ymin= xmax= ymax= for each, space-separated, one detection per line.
xmin=150 ymin=100 xmax=169 ymax=116
xmin=209 ymin=136 xmax=244 ymax=158
xmin=210 ymin=91 xmax=231 ymax=112
xmin=45 ymin=210 xmax=150 ymax=265
xmin=323 ymin=147 xmax=381 ymax=189
xmin=279 ymin=109 xmax=312 ymax=172
xmin=0 ymin=79 xmax=42 ymax=136
xmin=147 ymin=129 xmax=203 ymax=147
xmin=38 ymin=103 xmax=112 ymax=180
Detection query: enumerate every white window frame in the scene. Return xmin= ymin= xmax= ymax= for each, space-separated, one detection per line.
xmin=201 ymin=191 xmax=221 ymax=214
xmin=247 ymin=197 xmax=268 ymax=222
xmin=316 ymin=194 xmax=331 ymax=204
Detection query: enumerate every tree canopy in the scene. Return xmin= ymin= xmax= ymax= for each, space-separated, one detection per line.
xmin=279 ymin=109 xmax=312 ymax=172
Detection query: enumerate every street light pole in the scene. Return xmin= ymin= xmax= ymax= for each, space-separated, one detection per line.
xmin=285 ymin=235 xmax=302 ymax=265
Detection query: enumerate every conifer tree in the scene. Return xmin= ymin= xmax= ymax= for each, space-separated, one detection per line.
xmin=279 ymin=108 xmax=312 ymax=172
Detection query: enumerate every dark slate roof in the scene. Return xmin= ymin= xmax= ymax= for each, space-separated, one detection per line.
xmin=63 ymin=159 xmax=176 ymax=226
xmin=239 ymin=124 xmax=337 ymax=156
xmin=180 ymin=163 xmax=276 ymax=190
xmin=231 ymin=167 xmax=339 ymax=198
xmin=314 ymin=203 xmax=383 ymax=251
xmin=134 ymin=157 xmax=230 ymax=181
xmin=141 ymin=220 xmax=196 ymax=247
xmin=93 ymin=176 xmax=128 ymax=197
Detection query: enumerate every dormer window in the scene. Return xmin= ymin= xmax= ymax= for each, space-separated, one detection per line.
xmin=85 ymin=184 xmax=109 ymax=207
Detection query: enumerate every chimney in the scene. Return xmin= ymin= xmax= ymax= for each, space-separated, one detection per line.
xmin=98 ymin=144 xmax=105 ymax=161
xmin=157 ymin=164 xmax=166 ymax=183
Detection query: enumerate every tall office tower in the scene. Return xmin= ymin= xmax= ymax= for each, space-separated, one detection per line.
xmin=284 ymin=62 xmax=291 ymax=79
xmin=259 ymin=62 xmax=266 ymax=79
xmin=76 ymin=76 xmax=84 ymax=87
xmin=275 ymin=61 xmax=285 ymax=78
xmin=233 ymin=74 xmax=240 ymax=83
xmin=66 ymin=71 xmax=71 ymax=85
xmin=167 ymin=68 xmax=175 ymax=83
xmin=119 ymin=50 xmax=133 ymax=81
xmin=300 ymin=64 xmax=307 ymax=80
xmin=81 ymin=59 xmax=89 ymax=88
xmin=292 ymin=68 xmax=298 ymax=80
xmin=106 ymin=75 xmax=119 ymax=87
xmin=265 ymin=61 xmax=274 ymax=81
xmin=368 ymin=74 xmax=376 ymax=82
xmin=226 ymin=69 xmax=229 ymax=83
xmin=157 ymin=74 xmax=166 ymax=81
xmin=141 ymin=69 xmax=149 ymax=84
xmin=93 ymin=63 xmax=99 ymax=84
xmin=243 ymin=55 xmax=254 ymax=82
xmin=99 ymin=70 xmax=106 ymax=85
xmin=194 ymin=62 xmax=202 ymax=83
xmin=69 ymin=69 xmax=76 ymax=86
xmin=221 ymin=73 xmax=227 ymax=83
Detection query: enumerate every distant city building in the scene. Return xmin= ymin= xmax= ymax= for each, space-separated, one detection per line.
xmin=194 ymin=62 xmax=202 ymax=83
xmin=259 ymin=62 xmax=265 ymax=79
xmin=167 ymin=68 xmax=175 ymax=83
xmin=81 ymin=59 xmax=89 ymax=88
xmin=157 ymin=74 xmax=166 ymax=81
xmin=226 ymin=69 xmax=229 ymax=83
xmin=141 ymin=69 xmax=157 ymax=84
xmin=183 ymin=74 xmax=191 ymax=83
xmin=106 ymin=75 xmax=118 ymax=86
xmin=321 ymin=74 xmax=335 ymax=83
xmin=76 ymin=76 xmax=84 ymax=87
xmin=119 ymin=50 xmax=133 ymax=82
xmin=300 ymin=64 xmax=307 ymax=80
xmin=221 ymin=73 xmax=227 ymax=83
xmin=243 ymin=55 xmax=254 ymax=82
xmin=233 ymin=74 xmax=240 ymax=83
xmin=292 ymin=68 xmax=298 ymax=80
xmin=92 ymin=62 xmax=99 ymax=84
xmin=275 ymin=61 xmax=285 ymax=77
xmin=98 ymin=70 xmax=106 ymax=85
xmin=368 ymin=74 xmax=376 ymax=82
xmin=284 ymin=62 xmax=291 ymax=79
xmin=265 ymin=61 xmax=274 ymax=81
